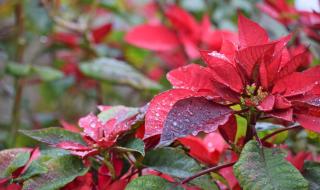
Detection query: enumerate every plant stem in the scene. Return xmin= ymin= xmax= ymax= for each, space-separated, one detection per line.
xmin=9 ymin=3 xmax=25 ymax=147
xmin=244 ymin=108 xmax=257 ymax=143
xmin=103 ymin=153 xmax=116 ymax=180
xmin=261 ymin=124 xmax=301 ymax=142
xmin=181 ymin=162 xmax=236 ymax=185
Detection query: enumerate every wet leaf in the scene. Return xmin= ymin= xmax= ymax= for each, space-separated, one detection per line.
xmin=118 ymin=138 xmax=145 ymax=156
xmin=233 ymin=141 xmax=309 ymax=190
xmin=20 ymin=127 xmax=86 ymax=146
xmin=302 ymin=161 xmax=320 ymax=190
xmin=0 ymin=149 xmax=31 ymax=179
xmin=125 ymin=175 xmax=183 ymax=190
xmin=22 ymin=155 xmax=89 ymax=190
xmin=97 ymin=106 xmax=139 ymax=124
xmin=15 ymin=161 xmax=48 ymax=182
xmin=160 ymin=97 xmax=233 ymax=145
xmin=143 ymin=147 xmax=219 ymax=190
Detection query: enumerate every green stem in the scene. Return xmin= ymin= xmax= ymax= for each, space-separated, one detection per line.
xmin=244 ymin=108 xmax=255 ymax=143
xmin=181 ymin=162 xmax=236 ymax=185
xmin=9 ymin=3 xmax=25 ymax=147
xmin=261 ymin=124 xmax=301 ymax=142
xmin=104 ymin=153 xmax=116 ymax=180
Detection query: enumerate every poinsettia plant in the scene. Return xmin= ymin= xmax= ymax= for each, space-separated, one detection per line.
xmin=1 ymin=0 xmax=320 ymax=190
xmin=2 ymin=10 xmax=320 ymax=190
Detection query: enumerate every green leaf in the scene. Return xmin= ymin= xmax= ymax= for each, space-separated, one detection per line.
xmin=0 ymin=148 xmax=30 ymax=178
xmin=97 ymin=106 xmax=139 ymax=123
xmin=5 ymin=63 xmax=63 ymax=81
xmin=20 ymin=127 xmax=86 ymax=145
xmin=5 ymin=63 xmax=32 ymax=77
xmin=125 ymin=175 xmax=183 ymax=190
xmin=79 ymin=58 xmax=161 ymax=90
xmin=302 ymin=161 xmax=320 ymax=190
xmin=143 ymin=147 xmax=218 ymax=190
xmin=24 ymin=0 xmax=53 ymax=33
xmin=32 ymin=66 xmax=64 ymax=82
xmin=15 ymin=161 xmax=48 ymax=182
xmin=22 ymin=155 xmax=89 ymax=190
xmin=256 ymin=123 xmax=288 ymax=144
xmin=233 ymin=141 xmax=309 ymax=190
xmin=118 ymin=138 xmax=145 ymax=156
xmin=235 ymin=115 xmax=247 ymax=144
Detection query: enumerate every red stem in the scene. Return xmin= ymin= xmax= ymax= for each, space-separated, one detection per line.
xmin=181 ymin=162 xmax=236 ymax=185
xmin=261 ymin=125 xmax=301 ymax=142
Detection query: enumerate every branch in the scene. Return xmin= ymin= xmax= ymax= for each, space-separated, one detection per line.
xmin=261 ymin=124 xmax=301 ymax=142
xmin=181 ymin=162 xmax=236 ymax=185
xmin=9 ymin=3 xmax=25 ymax=147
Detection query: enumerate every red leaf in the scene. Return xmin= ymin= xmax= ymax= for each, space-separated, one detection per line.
xmin=272 ymin=66 xmax=320 ymax=97
xmin=165 ymin=5 xmax=199 ymax=36
xmin=220 ymin=39 xmax=237 ymax=61
xmin=238 ymin=14 xmax=268 ymax=47
xmin=274 ymin=95 xmax=291 ymax=109
xmin=125 ymin=24 xmax=179 ymax=51
xmin=79 ymin=113 xmax=104 ymax=142
xmin=145 ymin=89 xmax=208 ymax=138
xmin=180 ymin=33 xmax=200 ymax=59
xmin=235 ymin=43 xmax=275 ymax=79
xmin=286 ymin=151 xmax=312 ymax=171
xmin=257 ymin=94 xmax=275 ymax=111
xmin=203 ymin=132 xmax=227 ymax=153
xmin=256 ymin=3 xmax=281 ymax=23
xmin=267 ymin=108 xmax=293 ymax=121
xmin=20 ymin=148 xmax=41 ymax=175
xmin=60 ymin=120 xmax=81 ymax=133
xmin=62 ymin=172 xmax=93 ymax=190
xmin=160 ymin=97 xmax=233 ymax=145
xmin=0 ymin=184 xmax=21 ymax=190
xmin=91 ymin=23 xmax=112 ymax=44
xmin=107 ymin=179 xmax=128 ymax=190
xmin=277 ymin=50 xmax=310 ymax=79
xmin=219 ymin=166 xmax=241 ymax=190
xmin=98 ymin=156 xmax=124 ymax=190
xmin=200 ymin=14 xmax=212 ymax=42
xmin=218 ymin=115 xmax=238 ymax=143
xmin=179 ymin=136 xmax=212 ymax=164
xmin=179 ymin=132 xmax=226 ymax=165
xmin=295 ymin=113 xmax=320 ymax=133
xmin=201 ymin=50 xmax=243 ymax=93
xmin=259 ymin=58 xmax=269 ymax=89
xmin=51 ymin=32 xmax=80 ymax=47
xmin=55 ymin=141 xmax=92 ymax=151
xmin=166 ymin=64 xmax=216 ymax=93
xmin=157 ymin=50 xmax=188 ymax=68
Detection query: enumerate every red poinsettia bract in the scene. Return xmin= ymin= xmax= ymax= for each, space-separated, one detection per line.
xmin=258 ymin=0 xmax=320 ymax=42
xmin=125 ymin=5 xmax=237 ymax=68
xmin=56 ymin=106 xmax=141 ymax=158
xmin=144 ymin=14 xmax=320 ymax=145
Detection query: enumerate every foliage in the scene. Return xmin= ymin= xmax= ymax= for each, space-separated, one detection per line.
xmin=0 ymin=0 xmax=320 ymax=190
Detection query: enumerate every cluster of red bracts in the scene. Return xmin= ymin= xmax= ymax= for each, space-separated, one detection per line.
xmin=258 ymin=0 xmax=320 ymax=42
xmin=56 ymin=106 xmax=142 ymax=158
xmin=125 ymin=4 xmax=236 ymax=68
xmin=16 ymin=8 xmax=319 ymax=190
xmin=144 ymin=13 xmax=320 ymax=144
